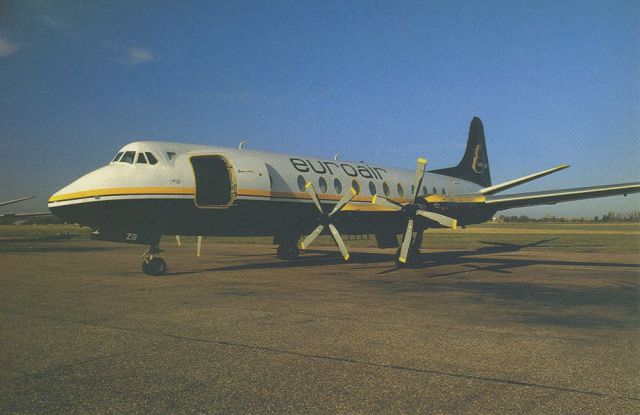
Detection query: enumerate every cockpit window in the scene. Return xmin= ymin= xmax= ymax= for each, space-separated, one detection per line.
xmin=145 ymin=152 xmax=158 ymax=165
xmin=167 ymin=152 xmax=176 ymax=160
xmin=120 ymin=151 xmax=136 ymax=164
xmin=112 ymin=152 xmax=123 ymax=162
xmin=137 ymin=153 xmax=148 ymax=164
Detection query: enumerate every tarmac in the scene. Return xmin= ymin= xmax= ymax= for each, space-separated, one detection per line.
xmin=0 ymin=237 xmax=638 ymax=413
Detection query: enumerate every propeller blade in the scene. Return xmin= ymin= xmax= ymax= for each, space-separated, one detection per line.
xmin=371 ymin=194 xmax=403 ymax=211
xmin=328 ymin=223 xmax=350 ymax=261
xmin=329 ymin=187 xmax=357 ymax=217
xmin=300 ymin=224 xmax=325 ymax=250
xmin=196 ymin=236 xmax=203 ymax=257
xmin=412 ymin=157 xmax=428 ymax=201
xmin=305 ymin=181 xmax=324 ymax=214
xmin=398 ymin=218 xmax=414 ymax=264
xmin=416 ymin=210 xmax=458 ymax=230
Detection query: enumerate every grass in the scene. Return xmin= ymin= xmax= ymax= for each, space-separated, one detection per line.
xmin=0 ymin=223 xmax=638 ymax=254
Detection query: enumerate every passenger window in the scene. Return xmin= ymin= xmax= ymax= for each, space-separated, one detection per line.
xmin=297 ymin=175 xmax=307 ymax=192
xmin=397 ymin=183 xmax=405 ymax=198
xmin=137 ymin=153 xmax=148 ymax=164
xmin=433 ymin=186 xmax=438 ymax=194
xmin=351 ymin=179 xmax=360 ymax=195
xmin=334 ymin=178 xmax=343 ymax=194
xmin=112 ymin=152 xmax=123 ymax=162
xmin=167 ymin=152 xmax=176 ymax=160
xmin=145 ymin=152 xmax=158 ymax=165
xmin=368 ymin=182 xmax=377 ymax=196
xmin=383 ymin=182 xmax=390 ymax=197
xmin=411 ymin=185 xmax=415 ymax=196
xmin=318 ymin=177 xmax=328 ymax=193
xmin=120 ymin=151 xmax=136 ymax=164
xmin=422 ymin=186 xmax=428 ymax=195
xmin=442 ymin=188 xmax=446 ymax=195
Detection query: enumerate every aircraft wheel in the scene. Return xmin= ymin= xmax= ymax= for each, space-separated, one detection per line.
xmin=277 ymin=244 xmax=300 ymax=260
xmin=142 ymin=257 xmax=167 ymax=276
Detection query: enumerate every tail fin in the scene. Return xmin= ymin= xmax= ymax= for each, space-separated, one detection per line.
xmin=429 ymin=117 xmax=491 ymax=187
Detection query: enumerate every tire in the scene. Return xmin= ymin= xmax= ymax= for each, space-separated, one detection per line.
xmin=287 ymin=245 xmax=300 ymax=259
xmin=142 ymin=257 xmax=167 ymax=276
xmin=277 ymin=244 xmax=299 ymax=260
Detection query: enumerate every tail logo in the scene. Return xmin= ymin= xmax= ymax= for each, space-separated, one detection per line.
xmin=471 ymin=145 xmax=488 ymax=173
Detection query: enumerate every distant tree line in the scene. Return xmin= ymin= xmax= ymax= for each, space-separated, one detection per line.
xmin=495 ymin=211 xmax=640 ymax=223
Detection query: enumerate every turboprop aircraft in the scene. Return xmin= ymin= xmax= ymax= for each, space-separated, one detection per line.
xmin=48 ymin=117 xmax=640 ymax=275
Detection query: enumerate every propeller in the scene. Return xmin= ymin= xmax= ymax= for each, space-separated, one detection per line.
xmin=300 ymin=182 xmax=357 ymax=261
xmin=372 ymin=157 xmax=458 ymax=265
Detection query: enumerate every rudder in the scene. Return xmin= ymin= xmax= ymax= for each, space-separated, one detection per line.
xmin=429 ymin=117 xmax=491 ymax=187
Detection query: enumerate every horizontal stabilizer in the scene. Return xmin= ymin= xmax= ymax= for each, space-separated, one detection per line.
xmin=485 ymin=182 xmax=640 ymax=210
xmin=480 ymin=165 xmax=570 ymax=195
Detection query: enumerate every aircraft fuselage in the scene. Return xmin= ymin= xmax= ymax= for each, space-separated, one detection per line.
xmin=48 ymin=141 xmax=495 ymax=245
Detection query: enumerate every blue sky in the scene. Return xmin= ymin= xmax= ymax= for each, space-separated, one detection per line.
xmin=1 ymin=1 xmax=638 ymax=217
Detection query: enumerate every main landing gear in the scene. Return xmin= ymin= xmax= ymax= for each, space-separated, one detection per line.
xmin=142 ymin=245 xmax=167 ymax=276
xmin=275 ymin=235 xmax=300 ymax=260
xmin=277 ymin=242 xmax=300 ymax=260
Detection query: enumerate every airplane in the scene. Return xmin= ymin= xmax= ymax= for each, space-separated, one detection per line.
xmin=47 ymin=117 xmax=640 ymax=275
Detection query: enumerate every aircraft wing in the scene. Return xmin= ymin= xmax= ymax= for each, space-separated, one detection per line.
xmin=0 ymin=196 xmax=34 ymax=207
xmin=0 ymin=212 xmax=52 ymax=218
xmin=483 ymin=182 xmax=640 ymax=210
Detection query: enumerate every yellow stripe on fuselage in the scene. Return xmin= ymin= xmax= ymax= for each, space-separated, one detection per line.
xmin=49 ymin=186 xmax=412 ymax=212
xmin=48 ymin=187 xmax=196 ymax=203
xmin=424 ymin=194 xmax=486 ymax=203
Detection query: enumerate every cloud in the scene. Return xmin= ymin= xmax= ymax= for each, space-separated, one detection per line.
xmin=127 ymin=47 xmax=154 ymax=64
xmin=0 ymin=37 xmax=20 ymax=58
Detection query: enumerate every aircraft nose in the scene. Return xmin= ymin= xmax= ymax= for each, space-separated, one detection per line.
xmin=48 ymin=166 xmax=114 ymax=206
xmin=48 ymin=166 xmax=117 ymax=226
xmin=48 ymin=166 xmax=116 ymax=225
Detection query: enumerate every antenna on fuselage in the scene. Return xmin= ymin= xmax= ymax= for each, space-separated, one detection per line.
xmin=238 ymin=141 xmax=248 ymax=150
xmin=333 ymin=154 xmax=340 ymax=161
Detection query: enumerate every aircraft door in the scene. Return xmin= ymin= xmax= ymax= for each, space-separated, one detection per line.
xmin=190 ymin=155 xmax=236 ymax=208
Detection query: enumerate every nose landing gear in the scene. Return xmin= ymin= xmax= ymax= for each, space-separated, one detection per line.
xmin=142 ymin=245 xmax=167 ymax=276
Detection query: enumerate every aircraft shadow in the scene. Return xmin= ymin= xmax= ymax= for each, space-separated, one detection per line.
xmin=404 ymin=239 xmax=638 ymax=278
xmin=172 ymin=238 xmax=639 ymax=275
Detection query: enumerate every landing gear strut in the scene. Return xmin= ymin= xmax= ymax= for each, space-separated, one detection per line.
xmin=142 ymin=245 xmax=167 ymax=276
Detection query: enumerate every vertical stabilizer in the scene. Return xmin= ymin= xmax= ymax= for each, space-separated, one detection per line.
xmin=429 ymin=117 xmax=491 ymax=187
